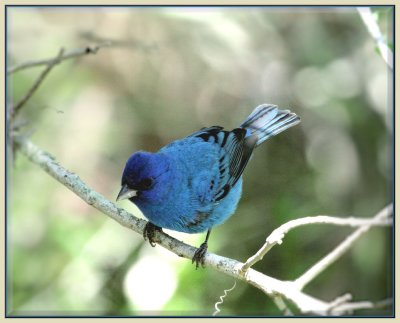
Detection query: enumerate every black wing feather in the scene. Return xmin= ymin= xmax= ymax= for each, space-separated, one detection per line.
xmin=192 ymin=126 xmax=257 ymax=202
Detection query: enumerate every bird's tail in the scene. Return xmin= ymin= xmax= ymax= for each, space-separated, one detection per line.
xmin=240 ymin=104 xmax=300 ymax=146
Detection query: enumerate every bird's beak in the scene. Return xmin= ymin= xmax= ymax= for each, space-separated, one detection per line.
xmin=116 ymin=185 xmax=137 ymax=201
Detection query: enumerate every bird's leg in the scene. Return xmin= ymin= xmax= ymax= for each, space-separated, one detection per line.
xmin=192 ymin=229 xmax=211 ymax=269
xmin=143 ymin=222 xmax=162 ymax=247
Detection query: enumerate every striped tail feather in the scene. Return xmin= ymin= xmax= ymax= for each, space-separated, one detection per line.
xmin=240 ymin=104 xmax=300 ymax=146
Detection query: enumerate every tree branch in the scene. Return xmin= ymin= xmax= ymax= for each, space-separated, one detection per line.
xmin=294 ymin=204 xmax=393 ymax=290
xmin=79 ymin=31 xmax=157 ymax=52
xmin=357 ymin=7 xmax=393 ymax=69
xmin=7 ymin=42 xmax=111 ymax=75
xmin=8 ymin=48 xmax=65 ymax=123
xmin=241 ymin=211 xmax=392 ymax=273
xmin=14 ymin=135 xmax=369 ymax=315
xmin=7 ymin=43 xmax=112 ymax=163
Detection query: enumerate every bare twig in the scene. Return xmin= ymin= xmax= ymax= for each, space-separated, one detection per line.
xmin=79 ymin=31 xmax=157 ymax=52
xmin=9 ymin=48 xmax=65 ymax=123
xmin=294 ymin=204 xmax=393 ymax=290
xmin=7 ymin=42 xmax=111 ymax=75
xmin=357 ymin=7 xmax=393 ymax=69
xmin=241 ymin=213 xmax=392 ymax=273
xmin=272 ymin=295 xmax=294 ymax=316
xmin=326 ymin=293 xmax=353 ymax=312
xmin=330 ymin=298 xmax=393 ymax=315
xmin=8 ymin=43 xmax=111 ymax=161
xmin=373 ymin=298 xmax=394 ymax=309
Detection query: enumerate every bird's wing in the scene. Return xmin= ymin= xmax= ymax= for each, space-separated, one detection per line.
xmin=192 ymin=126 xmax=258 ymax=202
xmin=188 ymin=126 xmax=224 ymax=139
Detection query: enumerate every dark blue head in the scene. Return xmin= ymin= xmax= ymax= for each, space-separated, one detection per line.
xmin=117 ymin=151 xmax=171 ymax=203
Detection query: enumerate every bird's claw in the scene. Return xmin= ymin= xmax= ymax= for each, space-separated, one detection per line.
xmin=192 ymin=242 xmax=208 ymax=269
xmin=143 ymin=222 xmax=161 ymax=247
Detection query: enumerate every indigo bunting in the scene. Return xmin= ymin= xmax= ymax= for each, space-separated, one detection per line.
xmin=117 ymin=104 xmax=300 ymax=268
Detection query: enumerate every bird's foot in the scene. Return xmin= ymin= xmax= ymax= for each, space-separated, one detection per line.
xmin=192 ymin=242 xmax=208 ymax=269
xmin=143 ymin=222 xmax=162 ymax=247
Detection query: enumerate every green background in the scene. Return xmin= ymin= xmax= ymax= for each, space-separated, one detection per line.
xmin=8 ymin=6 xmax=393 ymax=316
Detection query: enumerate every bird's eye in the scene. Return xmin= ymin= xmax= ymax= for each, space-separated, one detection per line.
xmin=138 ymin=177 xmax=154 ymax=190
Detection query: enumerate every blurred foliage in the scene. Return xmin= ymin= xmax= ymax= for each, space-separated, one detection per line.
xmin=7 ymin=6 xmax=393 ymax=316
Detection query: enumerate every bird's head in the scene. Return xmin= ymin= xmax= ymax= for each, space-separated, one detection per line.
xmin=117 ymin=151 xmax=171 ymax=203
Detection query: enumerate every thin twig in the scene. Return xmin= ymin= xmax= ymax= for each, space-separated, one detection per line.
xmin=79 ymin=31 xmax=157 ymax=52
xmin=326 ymin=293 xmax=353 ymax=312
xmin=373 ymin=298 xmax=393 ymax=309
xmin=357 ymin=7 xmax=393 ymax=69
xmin=330 ymin=298 xmax=393 ymax=315
xmin=241 ymin=213 xmax=392 ymax=273
xmin=7 ymin=42 xmax=111 ymax=75
xmin=272 ymin=295 xmax=294 ymax=316
xmin=293 ymin=204 xmax=393 ymax=290
xmin=9 ymin=48 xmax=65 ymax=123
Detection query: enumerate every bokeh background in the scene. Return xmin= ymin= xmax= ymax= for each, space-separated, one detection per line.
xmin=7 ymin=6 xmax=393 ymax=316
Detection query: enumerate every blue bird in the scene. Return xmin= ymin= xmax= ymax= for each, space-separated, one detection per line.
xmin=117 ymin=104 xmax=300 ymax=268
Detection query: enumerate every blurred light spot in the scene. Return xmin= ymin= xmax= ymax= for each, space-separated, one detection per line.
xmin=209 ymin=17 xmax=248 ymax=50
xmin=324 ymin=58 xmax=361 ymax=99
xmin=165 ymin=8 xmax=248 ymax=48
xmin=293 ymin=66 xmax=330 ymax=108
xmin=310 ymin=102 xmax=352 ymax=128
xmin=56 ymin=220 xmax=141 ymax=308
xmin=306 ymin=128 xmax=360 ymax=200
xmin=11 ymin=211 xmax=46 ymax=248
xmin=124 ymin=255 xmax=177 ymax=311
xmin=261 ymin=60 xmax=290 ymax=102
xmin=367 ymin=71 xmax=392 ymax=130
xmin=81 ymin=219 xmax=142 ymax=269
xmin=165 ymin=8 xmax=249 ymax=72
xmin=58 ymin=260 xmax=104 ymax=308
xmin=56 ymin=86 xmax=113 ymax=170
xmin=165 ymin=8 xmax=247 ymax=49
xmin=19 ymin=220 xmax=142 ymax=312
xmin=163 ymin=7 xmax=222 ymax=21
